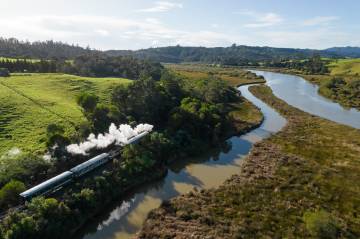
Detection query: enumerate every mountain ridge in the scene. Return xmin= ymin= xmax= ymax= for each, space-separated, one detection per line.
xmin=1 ymin=37 xmax=360 ymax=63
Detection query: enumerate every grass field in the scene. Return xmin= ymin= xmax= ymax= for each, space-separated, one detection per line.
xmin=328 ymin=58 xmax=360 ymax=76
xmin=166 ymin=64 xmax=265 ymax=86
xmin=0 ymin=73 xmax=130 ymax=155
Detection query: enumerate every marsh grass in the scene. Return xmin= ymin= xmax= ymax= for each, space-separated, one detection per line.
xmin=166 ymin=64 xmax=265 ymax=86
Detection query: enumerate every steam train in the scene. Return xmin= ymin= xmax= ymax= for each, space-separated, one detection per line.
xmin=19 ymin=131 xmax=150 ymax=200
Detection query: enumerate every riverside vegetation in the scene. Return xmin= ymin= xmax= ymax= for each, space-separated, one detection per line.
xmin=0 ymin=59 xmax=263 ymax=238
xmin=137 ymin=84 xmax=360 ymax=239
xmin=260 ymin=56 xmax=360 ymax=110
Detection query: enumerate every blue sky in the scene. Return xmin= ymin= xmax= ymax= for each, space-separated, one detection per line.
xmin=0 ymin=0 xmax=359 ymax=50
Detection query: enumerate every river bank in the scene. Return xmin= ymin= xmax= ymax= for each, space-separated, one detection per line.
xmin=137 ymin=84 xmax=360 ymax=238
xmin=249 ymin=67 xmax=360 ymax=110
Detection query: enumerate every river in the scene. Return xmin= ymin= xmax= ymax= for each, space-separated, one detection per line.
xmin=77 ymin=71 xmax=360 ymax=239
xmin=251 ymin=70 xmax=360 ymax=129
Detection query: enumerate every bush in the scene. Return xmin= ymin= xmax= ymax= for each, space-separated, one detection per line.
xmin=0 ymin=180 xmax=25 ymax=209
xmin=303 ymin=210 xmax=339 ymax=239
xmin=0 ymin=68 xmax=9 ymax=77
xmin=76 ymin=92 xmax=99 ymax=113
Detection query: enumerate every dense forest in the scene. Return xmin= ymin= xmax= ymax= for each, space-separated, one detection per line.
xmin=106 ymin=45 xmax=322 ymax=64
xmin=0 ymin=53 xmax=163 ymax=80
xmin=107 ymin=44 xmax=345 ymax=64
xmin=0 ymin=38 xmax=91 ymax=59
xmin=2 ymin=37 xmax=360 ymax=66
xmin=263 ymin=55 xmax=330 ymax=74
xmin=326 ymin=47 xmax=360 ymax=58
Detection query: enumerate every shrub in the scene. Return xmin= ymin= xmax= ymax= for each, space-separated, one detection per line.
xmin=303 ymin=210 xmax=338 ymax=239
xmin=0 ymin=180 xmax=25 ymax=208
xmin=0 ymin=68 xmax=9 ymax=77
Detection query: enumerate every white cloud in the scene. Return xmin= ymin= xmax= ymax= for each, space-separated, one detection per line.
xmin=302 ymin=16 xmax=339 ymax=26
xmin=0 ymin=12 xmax=355 ymax=50
xmin=137 ymin=1 xmax=183 ymax=13
xmin=257 ymin=28 xmax=350 ymax=49
xmin=235 ymin=10 xmax=283 ymax=28
xmin=95 ymin=29 xmax=110 ymax=36
xmin=244 ymin=13 xmax=283 ymax=28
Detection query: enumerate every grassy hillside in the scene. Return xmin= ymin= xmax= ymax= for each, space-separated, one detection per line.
xmin=328 ymin=58 xmax=360 ymax=76
xmin=138 ymin=85 xmax=360 ymax=239
xmin=0 ymin=73 xmax=130 ymax=155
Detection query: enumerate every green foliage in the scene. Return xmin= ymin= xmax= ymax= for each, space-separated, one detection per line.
xmin=71 ymin=188 xmax=97 ymax=211
xmin=0 ymin=180 xmax=25 ymax=209
xmin=122 ymin=144 xmax=155 ymax=174
xmin=91 ymin=104 xmax=113 ymax=133
xmin=108 ymin=45 xmax=338 ymax=65
xmin=112 ymin=76 xmax=181 ymax=125
xmin=303 ymin=210 xmax=338 ymax=238
xmin=0 ymin=154 xmax=50 ymax=188
xmin=0 ymin=38 xmax=89 ymax=59
xmin=0 ymin=68 xmax=9 ymax=77
xmin=46 ymin=124 xmax=69 ymax=147
xmin=319 ymin=77 xmax=360 ymax=109
xmin=76 ymin=92 xmax=98 ymax=113
xmin=72 ymin=53 xmax=163 ymax=80
xmin=169 ymin=97 xmax=225 ymax=143
xmin=167 ymin=64 xmax=265 ymax=87
xmin=265 ymin=54 xmax=329 ymax=74
xmin=45 ymin=124 xmax=70 ymax=158
xmin=328 ymin=58 xmax=360 ymax=76
xmin=182 ymin=75 xmax=239 ymax=103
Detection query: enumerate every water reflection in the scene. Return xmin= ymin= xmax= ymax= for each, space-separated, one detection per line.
xmin=251 ymin=70 xmax=360 ymax=129
xmin=76 ymin=85 xmax=286 ymax=239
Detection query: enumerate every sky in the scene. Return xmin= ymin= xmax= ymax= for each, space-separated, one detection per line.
xmin=0 ymin=0 xmax=359 ymax=50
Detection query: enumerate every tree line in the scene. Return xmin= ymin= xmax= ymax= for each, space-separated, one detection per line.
xmin=263 ymin=55 xmax=330 ymax=74
xmin=0 ymin=53 xmax=163 ymax=80
xmin=0 ymin=37 xmax=348 ymax=67
xmin=0 ymin=38 xmax=91 ymax=59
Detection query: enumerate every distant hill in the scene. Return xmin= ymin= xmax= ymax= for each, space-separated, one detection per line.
xmin=1 ymin=37 xmax=360 ymax=63
xmin=0 ymin=38 xmax=92 ymax=59
xmin=324 ymin=47 xmax=360 ymax=58
xmin=106 ymin=45 xmax=340 ymax=64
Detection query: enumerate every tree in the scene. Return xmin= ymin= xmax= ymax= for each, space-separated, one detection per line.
xmin=46 ymin=124 xmax=69 ymax=147
xmin=0 ymin=180 xmax=25 ymax=208
xmin=0 ymin=154 xmax=50 ymax=188
xmin=92 ymin=104 xmax=112 ymax=133
xmin=46 ymin=124 xmax=70 ymax=158
xmin=76 ymin=93 xmax=99 ymax=113
xmin=0 ymin=68 xmax=9 ymax=77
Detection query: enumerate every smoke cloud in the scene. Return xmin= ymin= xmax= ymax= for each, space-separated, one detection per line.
xmin=67 ymin=123 xmax=153 ymax=155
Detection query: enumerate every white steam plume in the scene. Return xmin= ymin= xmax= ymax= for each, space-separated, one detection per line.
xmin=66 ymin=123 xmax=153 ymax=155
